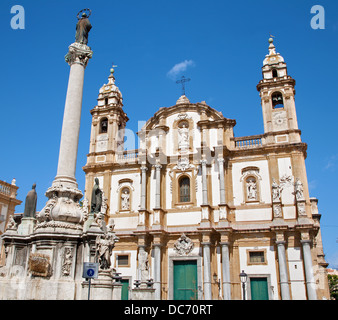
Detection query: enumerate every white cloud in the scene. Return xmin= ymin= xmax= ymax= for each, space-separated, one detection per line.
xmin=325 ymin=155 xmax=338 ymax=171
xmin=167 ymin=60 xmax=195 ymax=80
xmin=327 ymin=251 xmax=338 ymax=269
xmin=308 ymin=179 xmax=317 ymax=191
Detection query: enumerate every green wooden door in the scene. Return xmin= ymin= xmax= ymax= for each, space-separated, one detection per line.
xmin=173 ymin=260 xmax=198 ymax=300
xmin=250 ymin=278 xmax=269 ymax=300
xmin=121 ymin=279 xmax=129 ymax=300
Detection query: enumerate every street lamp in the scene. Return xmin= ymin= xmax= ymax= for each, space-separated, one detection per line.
xmin=213 ymin=272 xmax=220 ymax=287
xmin=240 ymin=270 xmax=247 ymax=300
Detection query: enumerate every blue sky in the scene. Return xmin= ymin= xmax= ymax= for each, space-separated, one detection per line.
xmin=1 ymin=0 xmax=338 ymax=267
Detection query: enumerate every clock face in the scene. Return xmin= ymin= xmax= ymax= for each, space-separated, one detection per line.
xmin=272 ymin=111 xmax=287 ymax=129
xmin=105 ymin=86 xmax=110 ymax=91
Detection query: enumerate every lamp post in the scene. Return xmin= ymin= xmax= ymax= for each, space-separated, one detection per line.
xmin=213 ymin=272 xmax=221 ymax=299
xmin=240 ymin=270 xmax=247 ymax=300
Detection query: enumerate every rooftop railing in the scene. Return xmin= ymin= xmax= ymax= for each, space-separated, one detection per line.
xmin=233 ymin=135 xmax=263 ymax=149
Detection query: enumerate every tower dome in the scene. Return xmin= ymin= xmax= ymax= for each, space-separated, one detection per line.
xmin=98 ymin=66 xmax=123 ymax=107
xmin=176 ymin=94 xmax=190 ymax=105
xmin=263 ymin=37 xmax=285 ymax=66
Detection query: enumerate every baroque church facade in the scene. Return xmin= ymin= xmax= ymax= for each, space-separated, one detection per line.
xmin=82 ymin=38 xmax=330 ymax=300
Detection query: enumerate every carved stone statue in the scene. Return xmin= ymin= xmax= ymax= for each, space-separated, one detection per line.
xmin=62 ymin=248 xmax=73 ymax=276
xmin=23 ymin=184 xmax=37 ymax=218
xmin=75 ymin=13 xmax=92 ymax=45
xmin=95 ymin=233 xmax=116 ymax=270
xmin=6 ymin=215 xmax=17 ymax=230
xmin=295 ymin=178 xmax=304 ymax=200
xmin=138 ymin=250 xmax=149 ymax=281
xmin=178 ymin=124 xmax=189 ymax=149
xmin=91 ymin=178 xmax=102 ymax=213
xmin=174 ymin=233 xmax=194 ymax=255
xmin=272 ymin=178 xmax=282 ymax=201
xmin=121 ymin=189 xmax=130 ymax=210
xmin=246 ymin=178 xmax=257 ymax=200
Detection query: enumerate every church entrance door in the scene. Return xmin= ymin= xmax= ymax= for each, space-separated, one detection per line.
xmin=173 ymin=260 xmax=198 ymax=300
xmin=250 ymin=277 xmax=269 ymax=300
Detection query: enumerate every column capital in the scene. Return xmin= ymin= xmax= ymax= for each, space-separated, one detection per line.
xmin=217 ymin=157 xmax=225 ymax=163
xmin=140 ymin=166 xmax=148 ymax=171
xmin=275 ymin=240 xmax=286 ymax=245
xmin=219 ymin=241 xmax=231 ymax=246
xmin=65 ymin=42 xmax=93 ymax=67
xmin=153 ymin=164 xmax=162 ymax=170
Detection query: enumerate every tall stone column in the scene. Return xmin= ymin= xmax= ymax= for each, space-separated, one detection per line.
xmin=55 ymin=42 xmax=93 ymax=189
xmin=276 ymin=240 xmax=290 ymax=300
xmin=201 ymin=160 xmax=208 ymax=205
xmin=152 ymin=243 xmax=162 ymax=300
xmin=154 ymin=164 xmax=162 ymax=208
xmin=140 ymin=166 xmax=148 ymax=210
xmin=220 ymin=242 xmax=231 ymax=300
xmin=37 ymin=42 xmax=93 ymax=230
xmin=202 ymin=241 xmax=212 ymax=300
xmin=217 ymin=158 xmax=226 ymax=205
xmin=301 ymin=235 xmax=317 ymax=300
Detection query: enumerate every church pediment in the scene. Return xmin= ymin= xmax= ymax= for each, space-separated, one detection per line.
xmin=140 ymin=98 xmax=235 ymax=132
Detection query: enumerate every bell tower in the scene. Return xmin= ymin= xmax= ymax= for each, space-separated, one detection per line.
xmin=88 ymin=66 xmax=128 ymax=156
xmin=257 ymin=38 xmax=301 ymax=144
xmin=83 ymin=66 xmax=129 ymax=205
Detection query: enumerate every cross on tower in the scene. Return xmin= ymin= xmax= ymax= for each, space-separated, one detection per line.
xmin=176 ymin=76 xmax=191 ymax=96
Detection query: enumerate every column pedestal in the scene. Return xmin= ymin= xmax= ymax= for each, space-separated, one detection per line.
xmin=132 ymin=287 xmax=155 ymax=300
xmin=17 ymin=217 xmax=36 ymax=235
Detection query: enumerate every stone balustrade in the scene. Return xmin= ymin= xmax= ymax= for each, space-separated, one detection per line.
xmin=117 ymin=149 xmax=139 ymax=162
xmin=233 ymin=135 xmax=263 ymax=149
xmin=0 ymin=180 xmax=17 ymax=198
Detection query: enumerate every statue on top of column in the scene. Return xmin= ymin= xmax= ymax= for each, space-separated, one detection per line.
xmin=75 ymin=9 xmax=92 ymax=45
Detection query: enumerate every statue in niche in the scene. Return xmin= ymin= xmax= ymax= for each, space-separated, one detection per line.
xmin=272 ymin=178 xmax=282 ymax=201
xmin=138 ymin=250 xmax=150 ymax=281
xmin=75 ymin=11 xmax=92 ymax=45
xmin=178 ymin=123 xmax=189 ymax=149
xmin=95 ymin=233 xmax=116 ymax=270
xmin=246 ymin=178 xmax=257 ymax=200
xmin=91 ymin=178 xmax=102 ymax=213
xmin=121 ymin=188 xmax=130 ymax=210
xmin=23 ymin=184 xmax=37 ymax=218
xmin=294 ymin=178 xmax=304 ymax=200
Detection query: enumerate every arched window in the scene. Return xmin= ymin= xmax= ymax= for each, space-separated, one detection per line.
xmin=179 ymin=176 xmax=190 ymax=202
xmin=271 ymin=92 xmax=284 ymax=109
xmin=272 ymin=69 xmax=278 ymax=78
xmin=100 ymin=117 xmax=108 ymax=133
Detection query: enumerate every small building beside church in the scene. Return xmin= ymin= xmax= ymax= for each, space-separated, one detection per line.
xmin=0 ymin=179 xmax=22 ymax=265
xmin=82 ymin=38 xmax=330 ymax=300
